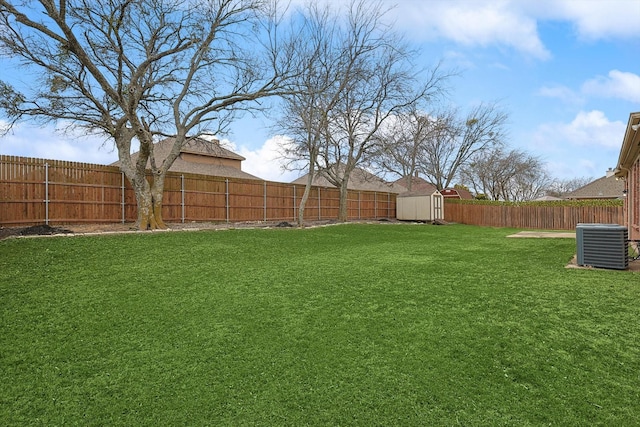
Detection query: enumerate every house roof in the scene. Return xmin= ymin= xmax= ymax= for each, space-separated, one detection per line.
xmin=393 ymin=176 xmax=438 ymax=194
xmin=441 ymin=187 xmax=474 ymax=199
xmin=534 ymin=195 xmax=564 ymax=201
xmin=292 ymin=166 xmax=404 ymax=193
xmin=397 ymin=189 xmax=442 ymax=198
xmin=564 ymin=174 xmax=625 ymax=199
xmin=112 ymin=137 xmax=262 ymax=180
xmin=615 ymin=112 xmax=640 ymax=179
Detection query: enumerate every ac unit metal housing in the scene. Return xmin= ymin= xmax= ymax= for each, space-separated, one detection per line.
xmin=576 ymin=223 xmax=628 ymax=270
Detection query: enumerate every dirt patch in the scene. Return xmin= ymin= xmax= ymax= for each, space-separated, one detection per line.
xmin=0 ymin=219 xmax=401 ymax=240
xmin=0 ymin=224 xmax=74 ymax=240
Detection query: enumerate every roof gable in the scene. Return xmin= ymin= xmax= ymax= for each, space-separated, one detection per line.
xmin=112 ymin=137 xmax=261 ymax=180
xmin=178 ymin=138 xmax=245 ymax=161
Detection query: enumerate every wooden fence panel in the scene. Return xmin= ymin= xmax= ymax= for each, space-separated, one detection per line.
xmin=444 ymin=201 xmax=624 ymax=230
xmin=266 ymin=182 xmax=297 ymax=222
xmin=0 ymin=155 xmax=397 ymax=226
xmin=182 ymin=174 xmax=227 ymax=222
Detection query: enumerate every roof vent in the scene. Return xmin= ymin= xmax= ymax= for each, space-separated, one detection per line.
xmin=576 ymin=223 xmax=628 ymax=270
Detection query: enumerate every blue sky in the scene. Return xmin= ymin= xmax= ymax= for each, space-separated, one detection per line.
xmin=1 ymin=0 xmax=639 ymax=184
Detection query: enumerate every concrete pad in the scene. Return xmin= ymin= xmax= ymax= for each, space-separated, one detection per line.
xmin=507 ymin=231 xmax=576 ymax=238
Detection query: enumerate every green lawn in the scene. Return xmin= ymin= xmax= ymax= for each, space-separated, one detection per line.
xmin=1 ymin=223 xmax=638 ymax=425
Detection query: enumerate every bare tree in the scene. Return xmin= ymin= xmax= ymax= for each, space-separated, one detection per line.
xmin=418 ymin=103 xmax=508 ymax=190
xmin=461 ymin=147 xmax=551 ymax=201
xmin=278 ymin=0 xmax=449 ymax=221
xmin=370 ymin=109 xmax=433 ymax=191
xmin=546 ymin=177 xmax=594 ymax=198
xmin=275 ymin=3 xmax=341 ymax=226
xmin=372 ymin=102 xmax=507 ymax=192
xmin=0 ymin=0 xmax=298 ymax=229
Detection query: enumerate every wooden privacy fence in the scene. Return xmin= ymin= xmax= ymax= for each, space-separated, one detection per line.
xmin=0 ymin=155 xmax=396 ymax=226
xmin=444 ymin=200 xmax=624 ymax=230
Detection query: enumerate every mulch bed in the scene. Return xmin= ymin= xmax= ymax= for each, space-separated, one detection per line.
xmin=0 ymin=220 xmax=342 ymax=240
xmin=0 ymin=224 xmax=74 ymax=240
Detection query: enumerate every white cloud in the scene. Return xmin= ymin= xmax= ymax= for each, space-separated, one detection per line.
xmin=537 ymin=84 xmax=584 ymax=105
xmin=0 ymin=123 xmax=118 ymax=164
xmin=227 ymin=135 xmax=301 ymax=183
xmin=581 ymin=70 xmax=640 ymax=103
xmin=544 ymin=158 xmax=599 ymax=180
xmin=444 ymin=6 xmax=549 ymax=59
xmin=547 ymin=0 xmax=640 ymax=40
xmin=389 ymin=0 xmax=640 ymax=57
xmin=532 ymin=110 xmax=624 ymax=179
xmin=535 ymin=110 xmax=626 ymax=150
xmin=396 ymin=1 xmax=551 ymax=60
xmin=1 ymin=123 xmax=303 ymax=183
xmin=282 ymin=0 xmax=640 ymax=62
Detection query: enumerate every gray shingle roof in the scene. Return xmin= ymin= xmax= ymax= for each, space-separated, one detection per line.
xmin=393 ymin=176 xmax=439 ymax=194
xmin=565 ymin=175 xmax=625 ymax=199
xmin=112 ymin=137 xmax=262 ymax=180
xmin=292 ymin=166 xmax=404 ymax=193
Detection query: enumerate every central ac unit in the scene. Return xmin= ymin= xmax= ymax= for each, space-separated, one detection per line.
xmin=576 ymin=223 xmax=628 ymax=270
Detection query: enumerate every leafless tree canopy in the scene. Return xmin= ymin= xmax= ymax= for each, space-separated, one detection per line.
xmin=0 ymin=0 xmax=299 ymax=229
xmin=461 ymin=147 xmax=551 ymax=201
xmin=276 ymin=0 xmax=450 ymax=221
xmin=371 ymin=102 xmax=508 ymax=192
xmin=546 ymin=177 xmax=594 ymax=198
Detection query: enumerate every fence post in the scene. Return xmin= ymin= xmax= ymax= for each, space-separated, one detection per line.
xmin=181 ymin=174 xmax=185 ymax=223
xmin=264 ymin=181 xmax=267 ymax=222
xmin=121 ymin=172 xmax=125 ymax=223
xmin=293 ymin=185 xmax=296 ymax=221
xmin=358 ymin=191 xmax=361 ymax=219
xmin=44 ymin=163 xmax=49 ymax=225
xmin=375 ymin=192 xmax=377 ymax=219
xmin=225 ymin=178 xmax=229 ymax=223
xmin=388 ymin=193 xmax=390 ymax=219
xmin=318 ymin=187 xmax=321 ymax=220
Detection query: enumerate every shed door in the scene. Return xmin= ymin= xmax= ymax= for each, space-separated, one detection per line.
xmin=433 ymin=194 xmax=443 ymax=220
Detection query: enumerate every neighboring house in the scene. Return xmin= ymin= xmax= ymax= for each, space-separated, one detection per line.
xmin=533 ymin=195 xmax=564 ymax=201
xmin=441 ymin=187 xmax=474 ymax=200
xmin=112 ymin=137 xmax=262 ymax=180
xmin=564 ymin=170 xmax=625 ymax=200
xmin=292 ymin=166 xmax=405 ymax=193
xmin=392 ymin=176 xmax=440 ymax=194
xmin=614 ymin=112 xmax=640 ymax=241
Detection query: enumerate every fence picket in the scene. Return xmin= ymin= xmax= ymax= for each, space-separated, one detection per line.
xmin=0 ymin=155 xmax=396 ymax=226
xmin=443 ymin=201 xmax=623 ymax=230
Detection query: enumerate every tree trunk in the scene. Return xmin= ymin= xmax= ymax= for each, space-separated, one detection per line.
xmin=150 ymin=173 xmax=167 ymax=229
xmin=298 ymin=162 xmax=317 ymax=227
xmin=337 ymin=182 xmax=349 ymax=222
xmin=128 ymin=171 xmax=167 ymax=230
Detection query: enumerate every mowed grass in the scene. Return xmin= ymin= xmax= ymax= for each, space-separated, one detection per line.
xmin=1 ymin=223 xmax=639 ymax=425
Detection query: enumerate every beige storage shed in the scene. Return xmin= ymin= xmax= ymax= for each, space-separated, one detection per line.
xmin=396 ymin=189 xmax=444 ymax=221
